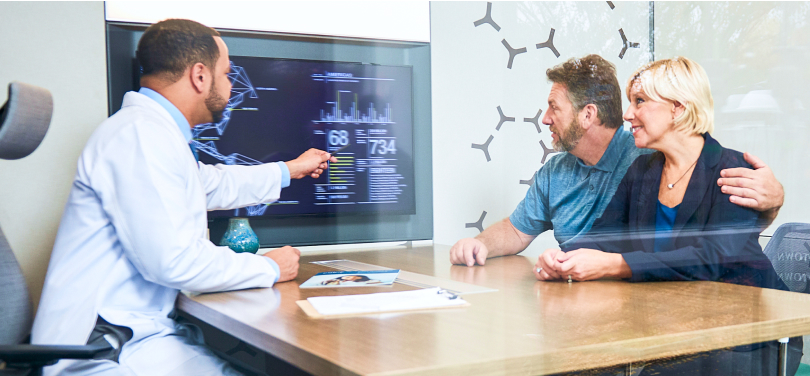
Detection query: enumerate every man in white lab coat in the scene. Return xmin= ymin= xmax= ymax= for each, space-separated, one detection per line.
xmin=31 ymin=19 xmax=335 ymax=375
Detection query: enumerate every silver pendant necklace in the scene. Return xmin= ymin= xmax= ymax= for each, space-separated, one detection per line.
xmin=666 ymin=159 xmax=699 ymax=189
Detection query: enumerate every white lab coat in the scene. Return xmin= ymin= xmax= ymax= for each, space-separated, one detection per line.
xmin=32 ymin=91 xmax=282 ymax=375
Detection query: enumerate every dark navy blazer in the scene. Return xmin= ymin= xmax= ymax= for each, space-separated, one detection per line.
xmin=563 ymin=133 xmax=787 ymax=291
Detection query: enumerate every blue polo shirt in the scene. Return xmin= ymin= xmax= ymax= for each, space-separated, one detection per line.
xmin=510 ymin=127 xmax=652 ymax=248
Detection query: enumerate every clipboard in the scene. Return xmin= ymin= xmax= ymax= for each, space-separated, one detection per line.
xmin=297 ymin=288 xmax=471 ymax=319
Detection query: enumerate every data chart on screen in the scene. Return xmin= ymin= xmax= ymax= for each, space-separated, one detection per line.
xmin=193 ymin=57 xmax=415 ymax=217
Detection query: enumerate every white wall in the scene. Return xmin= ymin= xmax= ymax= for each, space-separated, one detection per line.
xmin=0 ymin=2 xmax=108 ymax=311
xmin=430 ymin=1 xmax=651 ymax=257
xmin=655 ymin=2 xmax=810 ymax=236
xmin=106 ymin=1 xmax=431 ymax=42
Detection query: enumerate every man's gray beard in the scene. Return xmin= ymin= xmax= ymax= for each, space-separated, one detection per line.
xmin=205 ymin=79 xmax=228 ymax=124
xmin=553 ymin=118 xmax=585 ymax=152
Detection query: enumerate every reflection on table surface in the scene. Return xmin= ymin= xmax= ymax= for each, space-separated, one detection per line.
xmin=178 ymin=244 xmax=810 ymax=376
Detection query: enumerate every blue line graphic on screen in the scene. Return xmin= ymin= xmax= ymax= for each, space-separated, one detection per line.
xmin=192 ymin=62 xmax=265 ymax=165
xmin=193 ymin=57 xmax=415 ymax=218
xmin=194 ymin=62 xmax=260 ymax=139
xmin=192 ymin=62 xmax=268 ymax=216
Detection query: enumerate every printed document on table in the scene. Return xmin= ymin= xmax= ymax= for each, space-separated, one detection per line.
xmin=300 ymin=270 xmax=399 ymax=288
xmin=306 ymin=287 xmax=467 ymax=316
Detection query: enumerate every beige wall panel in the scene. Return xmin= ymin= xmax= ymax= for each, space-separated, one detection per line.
xmin=0 ymin=1 xmax=107 ymax=311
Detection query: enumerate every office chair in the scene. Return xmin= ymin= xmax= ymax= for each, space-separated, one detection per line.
xmin=763 ymin=222 xmax=810 ymax=294
xmin=0 ymin=82 xmax=111 ymax=375
xmin=762 ymin=222 xmax=810 ymax=376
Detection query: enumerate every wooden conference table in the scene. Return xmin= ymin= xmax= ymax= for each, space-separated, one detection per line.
xmin=176 ymin=244 xmax=810 ymax=375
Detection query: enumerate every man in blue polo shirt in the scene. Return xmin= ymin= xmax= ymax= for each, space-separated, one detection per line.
xmin=450 ymin=54 xmax=784 ymax=271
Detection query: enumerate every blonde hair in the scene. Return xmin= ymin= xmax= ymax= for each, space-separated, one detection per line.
xmin=626 ymin=56 xmax=714 ymax=134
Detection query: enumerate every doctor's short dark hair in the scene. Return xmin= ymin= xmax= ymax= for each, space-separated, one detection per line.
xmin=136 ymin=19 xmax=221 ymax=83
xmin=546 ymin=54 xmax=623 ymax=129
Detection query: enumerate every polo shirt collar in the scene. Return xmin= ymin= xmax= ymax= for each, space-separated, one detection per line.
xmin=138 ymin=87 xmax=193 ymax=143
xmin=589 ymin=127 xmax=630 ymax=172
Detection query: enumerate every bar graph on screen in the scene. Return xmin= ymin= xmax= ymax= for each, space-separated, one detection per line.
xmin=315 ymin=91 xmax=394 ymax=125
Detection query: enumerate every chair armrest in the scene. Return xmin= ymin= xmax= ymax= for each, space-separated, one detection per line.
xmin=0 ymin=342 xmax=111 ymax=367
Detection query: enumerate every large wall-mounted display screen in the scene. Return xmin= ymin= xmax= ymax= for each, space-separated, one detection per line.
xmin=107 ymin=23 xmax=432 ymax=246
xmin=194 ymin=57 xmax=415 ymax=218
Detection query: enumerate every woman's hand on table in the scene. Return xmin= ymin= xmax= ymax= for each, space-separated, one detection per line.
xmin=534 ymin=248 xmax=564 ymax=281
xmin=554 ymin=248 xmax=632 ymax=281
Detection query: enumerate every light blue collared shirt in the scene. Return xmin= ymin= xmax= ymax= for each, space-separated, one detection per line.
xmin=139 ymin=87 xmax=192 ymax=141
xmin=138 ymin=87 xmax=282 ymax=281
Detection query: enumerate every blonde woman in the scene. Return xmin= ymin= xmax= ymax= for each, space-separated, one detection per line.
xmin=542 ymin=57 xmax=799 ymax=375
xmin=538 ymin=57 xmax=782 ymax=285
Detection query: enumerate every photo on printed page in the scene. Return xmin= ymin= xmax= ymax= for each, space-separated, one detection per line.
xmin=300 ymin=270 xmax=400 ymax=288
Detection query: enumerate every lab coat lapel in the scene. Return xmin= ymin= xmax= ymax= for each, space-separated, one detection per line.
xmin=122 ymin=92 xmax=188 ymax=145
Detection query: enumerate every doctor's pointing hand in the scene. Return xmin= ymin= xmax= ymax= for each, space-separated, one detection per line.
xmin=286 ymin=148 xmax=339 ymax=179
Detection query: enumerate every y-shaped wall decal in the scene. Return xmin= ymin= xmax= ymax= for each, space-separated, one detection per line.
xmin=496 ymin=106 xmax=516 ymax=130
xmin=472 ymin=135 xmax=494 ymax=162
xmin=473 ymin=2 xmax=501 ymax=31
xmin=523 ymin=108 xmax=543 ymax=133
xmin=502 ymin=39 xmax=527 ymax=69
xmin=535 ymin=28 xmax=560 ymax=58
xmin=606 ymin=1 xmax=615 ymax=10
xmin=520 ymin=171 xmax=537 ymax=186
xmin=540 ymin=140 xmax=557 ymax=163
xmin=618 ymin=29 xmax=640 ymax=59
xmin=465 ymin=211 xmax=487 ymax=233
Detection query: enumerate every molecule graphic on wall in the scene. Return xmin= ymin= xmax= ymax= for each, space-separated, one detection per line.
xmin=502 ymin=39 xmax=528 ymax=69
xmin=465 ymin=211 xmax=488 ymax=233
xmin=465 ymin=2 xmax=642 ymax=232
xmin=473 ymin=2 xmax=500 ymax=31
xmin=618 ymin=29 xmax=640 ymax=59
xmin=523 ymin=108 xmax=543 ymax=134
xmin=471 ymin=135 xmax=494 ymax=162
xmin=535 ymin=28 xmax=560 ymax=58
xmin=539 ymin=140 xmax=556 ymax=164
xmin=495 ymin=106 xmax=516 ymax=130
xmin=520 ymin=171 xmax=537 ymax=186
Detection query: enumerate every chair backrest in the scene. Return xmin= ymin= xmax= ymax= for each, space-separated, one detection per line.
xmin=0 ymin=226 xmax=33 ymax=345
xmin=0 ymin=81 xmax=53 ymax=345
xmin=762 ymin=222 xmax=810 ymax=293
xmin=0 ymin=82 xmax=53 ymax=160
